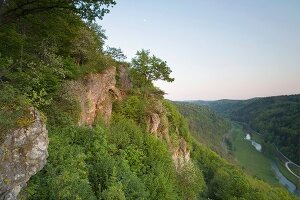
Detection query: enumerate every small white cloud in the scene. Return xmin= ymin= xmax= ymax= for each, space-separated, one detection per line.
xmin=143 ymin=19 xmax=147 ymax=22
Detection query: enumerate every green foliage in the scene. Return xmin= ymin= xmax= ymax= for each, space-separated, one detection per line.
xmin=109 ymin=114 xmax=144 ymax=149
xmin=229 ymin=123 xmax=281 ymax=186
xmin=113 ymin=95 xmax=147 ymax=126
xmin=23 ymin=102 xmax=182 ymax=199
xmin=177 ymin=162 xmax=206 ymax=199
xmin=0 ymin=84 xmax=30 ymax=142
xmin=0 ymin=0 xmax=116 ymax=23
xmin=191 ymin=140 xmax=296 ymax=200
xmin=0 ymin=2 xmax=116 ymax=143
xmin=174 ymin=102 xmax=231 ymax=158
xmin=121 ymin=145 xmax=146 ymax=175
xmin=101 ymin=168 xmax=126 ymax=200
xmin=194 ymin=95 xmax=300 ymax=165
xmin=1 ymin=1 xmax=297 ymax=199
xmin=130 ymin=49 xmax=174 ymax=88
xmin=105 ymin=47 xmax=127 ymax=62
xmin=163 ymin=100 xmax=191 ymax=143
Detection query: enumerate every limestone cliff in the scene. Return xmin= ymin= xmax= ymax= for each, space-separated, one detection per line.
xmin=146 ymin=98 xmax=190 ymax=169
xmin=117 ymin=65 xmax=132 ymax=91
xmin=172 ymin=138 xmax=190 ymax=169
xmin=66 ymin=65 xmax=189 ymax=169
xmin=0 ymin=108 xmax=48 ymax=200
xmin=66 ymin=67 xmax=122 ymax=125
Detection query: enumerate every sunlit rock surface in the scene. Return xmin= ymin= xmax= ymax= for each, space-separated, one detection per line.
xmin=0 ymin=108 xmax=48 ymax=200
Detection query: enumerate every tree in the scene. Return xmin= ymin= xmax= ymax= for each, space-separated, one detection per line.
xmin=131 ymin=49 xmax=174 ymax=87
xmin=71 ymin=27 xmax=100 ymax=65
xmin=101 ymin=167 xmax=126 ymax=200
xmin=0 ymin=0 xmax=116 ymax=23
xmin=105 ymin=47 xmax=127 ymax=62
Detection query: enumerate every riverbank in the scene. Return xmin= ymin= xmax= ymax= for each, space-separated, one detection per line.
xmin=229 ymin=122 xmax=300 ymax=196
xmin=237 ymin=122 xmax=300 ymax=190
xmin=229 ymin=123 xmax=280 ymax=186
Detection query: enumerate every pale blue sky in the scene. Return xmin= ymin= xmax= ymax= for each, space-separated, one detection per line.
xmin=100 ymin=0 xmax=300 ymax=100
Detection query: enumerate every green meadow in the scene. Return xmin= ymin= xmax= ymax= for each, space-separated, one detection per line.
xmin=230 ymin=123 xmax=280 ymax=186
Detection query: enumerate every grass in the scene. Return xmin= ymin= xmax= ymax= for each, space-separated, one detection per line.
xmin=288 ymin=163 xmax=300 ymax=177
xmin=276 ymin=158 xmax=300 ymax=189
xmin=234 ymin=122 xmax=300 ymax=190
xmin=230 ymin=123 xmax=280 ymax=186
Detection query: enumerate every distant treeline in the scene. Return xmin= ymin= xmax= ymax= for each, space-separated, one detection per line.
xmin=193 ymin=94 xmax=300 ymax=165
xmin=173 ymin=102 xmax=231 ymax=159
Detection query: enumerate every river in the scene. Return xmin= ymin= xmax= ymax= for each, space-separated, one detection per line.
xmin=271 ymin=162 xmax=300 ymax=196
xmin=245 ymin=133 xmax=300 ymax=196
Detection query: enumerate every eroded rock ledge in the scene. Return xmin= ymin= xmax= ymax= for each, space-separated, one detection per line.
xmin=66 ymin=66 xmax=122 ymax=126
xmin=146 ymin=99 xmax=191 ymax=169
xmin=0 ymin=108 xmax=48 ymax=200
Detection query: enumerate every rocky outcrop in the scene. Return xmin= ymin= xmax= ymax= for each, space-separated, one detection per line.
xmin=172 ymin=138 xmax=191 ymax=169
xmin=147 ymin=113 xmax=160 ymax=134
xmin=146 ymin=99 xmax=169 ymax=139
xmin=118 ymin=65 xmax=132 ymax=91
xmin=146 ymin=99 xmax=190 ymax=169
xmin=66 ymin=67 xmax=122 ymax=126
xmin=0 ymin=108 xmax=48 ymax=200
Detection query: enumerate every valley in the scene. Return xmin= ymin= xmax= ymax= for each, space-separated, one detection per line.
xmin=177 ymin=100 xmax=300 ymax=197
xmin=1 ymin=1 xmax=299 ymax=199
xmin=229 ymin=122 xmax=300 ymax=195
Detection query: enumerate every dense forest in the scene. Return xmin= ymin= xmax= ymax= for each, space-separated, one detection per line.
xmin=174 ymin=102 xmax=232 ymax=159
xmin=193 ymin=95 xmax=300 ymax=165
xmin=0 ymin=1 xmax=297 ymax=199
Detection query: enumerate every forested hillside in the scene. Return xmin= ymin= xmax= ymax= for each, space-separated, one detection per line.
xmin=193 ymin=95 xmax=300 ymax=165
xmin=0 ymin=1 xmax=297 ymax=199
xmin=174 ymin=102 xmax=232 ymax=159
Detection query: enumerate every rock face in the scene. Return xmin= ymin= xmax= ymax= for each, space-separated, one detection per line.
xmin=67 ymin=67 xmax=121 ymax=125
xmin=118 ymin=65 xmax=132 ymax=91
xmin=146 ymin=99 xmax=190 ymax=169
xmin=0 ymin=108 xmax=48 ymax=200
xmin=147 ymin=113 xmax=161 ymax=134
xmin=146 ymin=99 xmax=169 ymax=141
xmin=172 ymin=138 xmax=191 ymax=169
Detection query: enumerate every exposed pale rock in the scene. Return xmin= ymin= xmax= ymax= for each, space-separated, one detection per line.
xmin=0 ymin=108 xmax=48 ymax=200
xmin=66 ymin=67 xmax=121 ymax=125
xmin=146 ymin=99 xmax=190 ymax=169
xmin=118 ymin=65 xmax=132 ymax=90
xmin=172 ymin=138 xmax=190 ymax=169
xmin=147 ymin=113 xmax=160 ymax=135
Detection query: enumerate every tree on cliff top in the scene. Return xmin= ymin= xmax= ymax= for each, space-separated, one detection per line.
xmin=131 ymin=49 xmax=174 ymax=88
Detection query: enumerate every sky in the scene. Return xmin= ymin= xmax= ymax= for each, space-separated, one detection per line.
xmin=99 ymin=0 xmax=300 ymax=101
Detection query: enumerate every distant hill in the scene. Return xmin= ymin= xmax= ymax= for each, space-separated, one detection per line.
xmin=173 ymin=102 xmax=231 ymax=159
xmin=191 ymin=94 xmax=300 ymax=165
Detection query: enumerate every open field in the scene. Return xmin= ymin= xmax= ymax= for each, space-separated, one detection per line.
xmin=233 ymin=122 xmax=300 ymax=190
xmin=230 ymin=123 xmax=280 ymax=186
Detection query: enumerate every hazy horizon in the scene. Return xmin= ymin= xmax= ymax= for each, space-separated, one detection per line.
xmin=100 ymin=0 xmax=300 ymax=100
xmin=171 ymin=92 xmax=300 ymax=102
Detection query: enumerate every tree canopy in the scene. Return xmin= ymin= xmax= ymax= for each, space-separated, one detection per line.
xmin=105 ymin=47 xmax=127 ymax=62
xmin=0 ymin=0 xmax=116 ymax=23
xmin=131 ymin=49 xmax=174 ymax=87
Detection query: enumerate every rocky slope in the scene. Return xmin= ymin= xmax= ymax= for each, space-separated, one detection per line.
xmin=0 ymin=65 xmax=189 ymax=199
xmin=67 ymin=66 xmax=191 ymax=169
xmin=146 ymin=98 xmax=190 ymax=169
xmin=0 ymin=108 xmax=48 ymax=200
xmin=66 ymin=67 xmax=122 ymax=125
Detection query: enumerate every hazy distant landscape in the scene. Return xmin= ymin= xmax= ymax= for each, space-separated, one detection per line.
xmin=185 ymin=94 xmax=300 ymax=194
